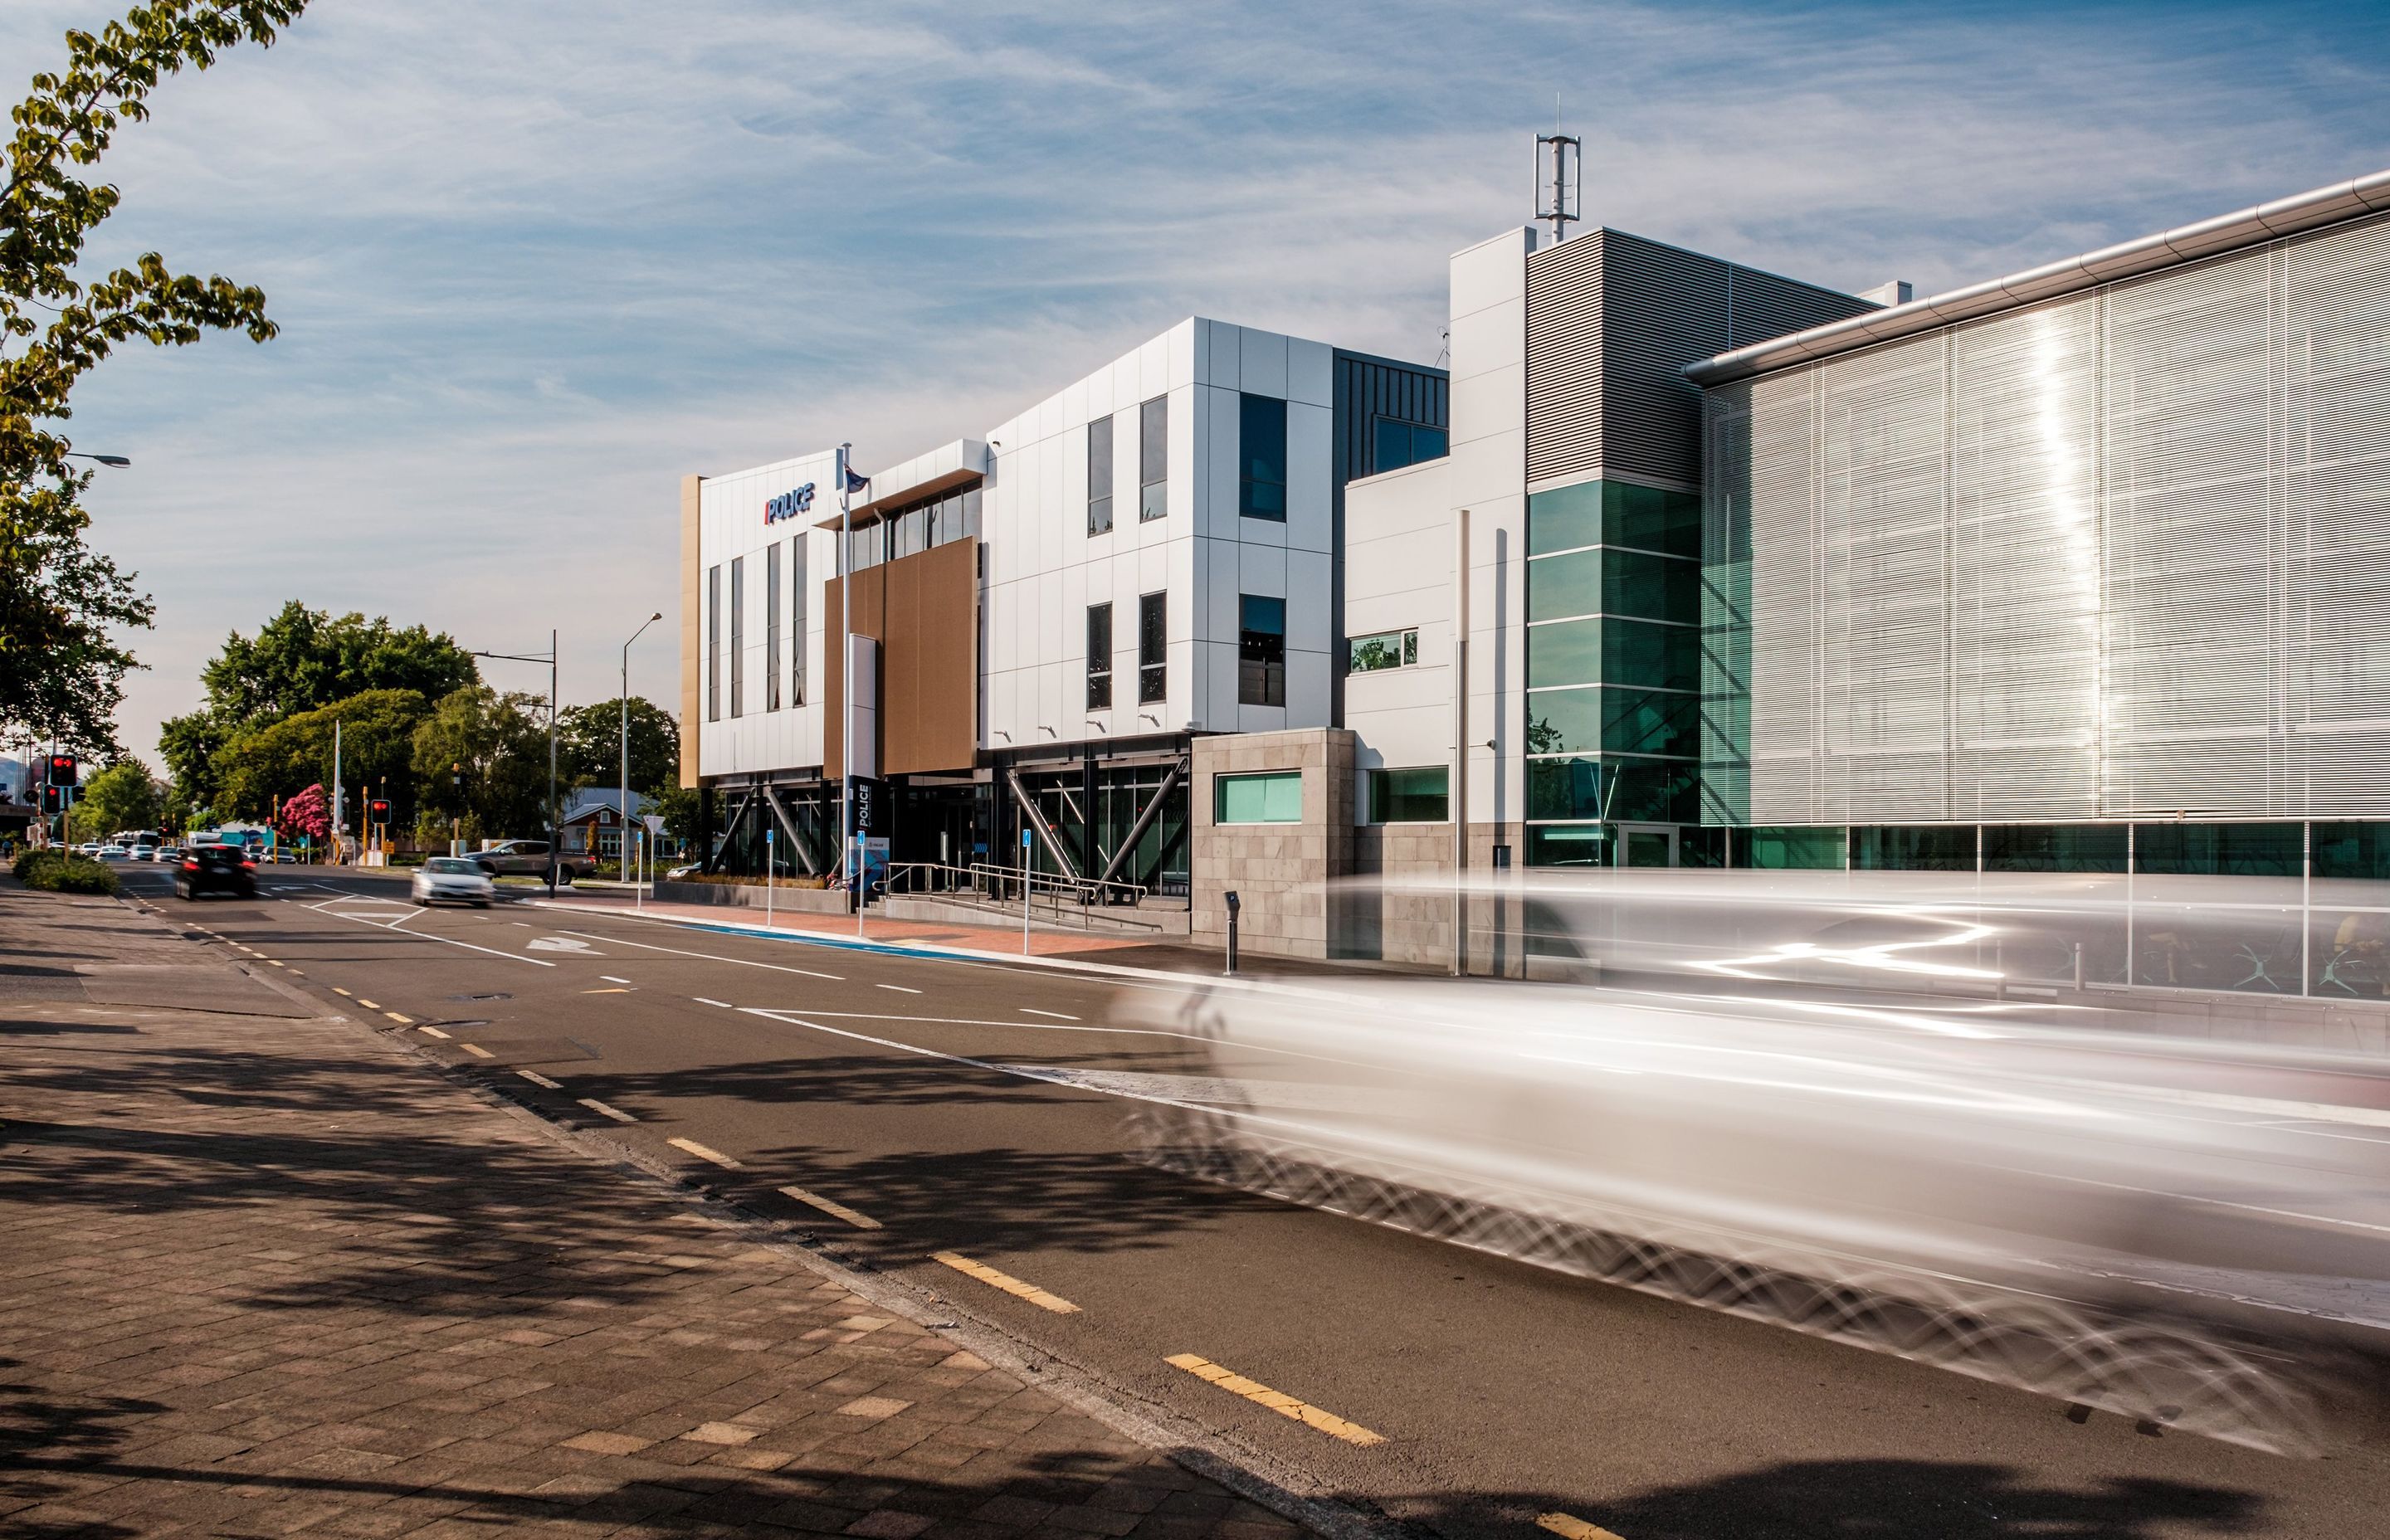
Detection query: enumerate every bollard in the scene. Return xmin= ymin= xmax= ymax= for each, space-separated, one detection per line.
xmin=1223 ymin=890 xmax=1240 ymax=977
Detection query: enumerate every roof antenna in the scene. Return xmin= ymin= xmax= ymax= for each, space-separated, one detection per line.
xmin=1535 ymin=95 xmax=1580 ymax=248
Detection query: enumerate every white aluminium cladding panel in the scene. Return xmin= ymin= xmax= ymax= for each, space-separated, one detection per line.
xmin=978 ymin=317 xmax=1337 ymax=752
xmin=695 ymin=449 xmax=838 ymax=780
xmin=1716 ymin=212 xmax=2390 ymax=823
xmin=1343 ymin=456 xmax=1456 ymax=778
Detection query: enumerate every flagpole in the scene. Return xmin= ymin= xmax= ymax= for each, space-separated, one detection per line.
xmin=837 ymin=442 xmax=853 ymax=905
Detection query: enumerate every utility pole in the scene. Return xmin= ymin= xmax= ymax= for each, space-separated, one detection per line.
xmin=1452 ymin=505 xmax=1470 ymax=977
xmin=622 ymin=612 xmax=661 ymax=883
xmin=838 ymin=441 xmax=854 ymax=906
xmin=332 ymin=719 xmax=344 ymax=866
xmin=549 ymin=628 xmax=559 ymax=898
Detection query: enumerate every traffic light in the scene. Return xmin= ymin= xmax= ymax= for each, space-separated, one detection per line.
xmin=41 ymin=784 xmax=66 ymax=814
xmin=46 ymin=753 xmax=76 ymax=786
xmin=451 ymin=761 xmax=463 ymax=788
xmin=367 ymin=797 xmax=392 ymax=822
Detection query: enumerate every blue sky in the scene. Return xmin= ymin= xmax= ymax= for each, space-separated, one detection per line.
xmin=10 ymin=0 xmax=2388 ymax=766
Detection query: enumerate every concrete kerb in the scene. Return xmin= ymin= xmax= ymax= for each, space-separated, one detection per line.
xmin=354 ymin=990 xmax=1403 ymax=1540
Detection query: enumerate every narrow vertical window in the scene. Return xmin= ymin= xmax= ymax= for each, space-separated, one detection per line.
xmin=1139 ymin=396 xmax=1168 ymax=521
xmin=1238 ymin=594 xmax=1285 ymax=707
xmin=765 ymin=543 xmax=782 ymax=712
xmin=729 ymin=554 xmax=744 ymax=719
xmin=1088 ymin=415 xmax=1115 ymax=535
xmin=1238 ymin=394 xmax=1286 ymax=520
xmin=1086 ymin=602 xmax=1114 ymax=710
xmin=1138 ymin=591 xmax=1168 ymax=704
xmin=706 ymin=564 xmax=721 ymax=722
xmin=790 ymin=536 xmax=807 ymax=707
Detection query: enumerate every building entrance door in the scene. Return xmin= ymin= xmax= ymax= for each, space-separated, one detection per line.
xmin=1617 ymin=823 xmax=1677 ymax=868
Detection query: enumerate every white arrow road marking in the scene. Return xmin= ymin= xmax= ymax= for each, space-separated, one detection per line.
xmin=526 ymin=935 xmax=600 ymax=953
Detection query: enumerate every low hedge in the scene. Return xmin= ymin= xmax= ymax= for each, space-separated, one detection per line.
xmin=13 ymin=848 xmax=119 ymax=894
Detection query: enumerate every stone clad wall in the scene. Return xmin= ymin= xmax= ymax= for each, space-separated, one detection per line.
xmin=1190 ymin=729 xmax=1354 ymax=959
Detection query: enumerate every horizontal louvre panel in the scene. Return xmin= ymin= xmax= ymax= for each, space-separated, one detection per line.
xmin=1713 ymin=209 xmax=2390 ymax=822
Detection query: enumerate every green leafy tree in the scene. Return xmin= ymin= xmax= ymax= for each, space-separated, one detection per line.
xmin=558 ymin=697 xmax=679 ymax=797
xmin=2 ymin=2 xmax=312 ymax=755
xmin=68 ymin=753 xmax=161 ymax=838
xmin=647 ymin=782 xmax=698 ymax=853
xmin=158 ymin=706 xmax=227 ymax=817
xmin=411 ymin=685 xmax=549 ymax=841
xmin=212 ymin=687 xmax=427 ymax=824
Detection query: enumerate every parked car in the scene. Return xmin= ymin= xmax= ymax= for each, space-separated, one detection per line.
xmin=174 ymin=844 xmax=256 ymax=900
xmin=472 ymin=840 xmax=588 ymax=882
xmin=412 ymin=856 xmax=497 ymax=907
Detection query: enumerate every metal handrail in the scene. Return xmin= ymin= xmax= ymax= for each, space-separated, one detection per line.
xmin=883 ymin=860 xmax=1149 ymax=909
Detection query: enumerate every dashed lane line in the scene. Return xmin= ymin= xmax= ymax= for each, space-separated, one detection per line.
xmin=584 ymin=987 xmax=630 ymax=994
xmin=331 ymin=987 xmax=352 ymax=997
xmin=577 ymin=1098 xmax=637 ymax=1123
xmin=1538 ymin=1515 xmax=1627 ymax=1540
xmin=667 ymin=1136 xmax=741 ymax=1169
xmin=417 ymin=1026 xmax=451 ymax=1040
xmin=600 ymin=975 xmax=632 ymax=984
xmin=875 ymin=983 xmax=924 ymax=995
xmin=694 ymin=997 xmax=732 ymax=1008
xmin=1021 ymin=1008 xmax=1080 ymax=1021
xmin=776 ymin=1185 xmax=880 ymax=1231
xmin=356 ymin=998 xmax=382 ymax=1010
xmin=517 ymin=1070 xmax=563 ymax=1089
xmin=932 ymin=1252 xmax=1080 ymax=1314
xmin=1163 ymin=1354 xmax=1385 ymax=1446
xmin=460 ymin=1043 xmax=495 ymax=1059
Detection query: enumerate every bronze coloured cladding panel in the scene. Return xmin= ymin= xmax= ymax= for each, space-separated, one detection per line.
xmin=824 ymin=536 xmax=978 ymax=777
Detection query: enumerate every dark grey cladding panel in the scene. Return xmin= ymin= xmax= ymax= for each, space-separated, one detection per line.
xmin=1526 ymin=230 xmax=1875 ymax=487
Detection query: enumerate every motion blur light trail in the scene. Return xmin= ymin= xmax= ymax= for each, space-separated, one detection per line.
xmin=1127 ymin=871 xmax=2390 ymax=1455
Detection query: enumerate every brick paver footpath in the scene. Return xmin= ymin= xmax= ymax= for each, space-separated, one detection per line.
xmin=0 ymin=886 xmax=1314 ymax=1540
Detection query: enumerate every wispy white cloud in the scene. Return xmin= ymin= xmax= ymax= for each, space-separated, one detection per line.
xmin=5 ymin=0 xmax=2383 ymax=761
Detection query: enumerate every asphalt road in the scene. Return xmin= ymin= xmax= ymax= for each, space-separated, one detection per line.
xmin=113 ymin=865 xmax=2390 ymax=1540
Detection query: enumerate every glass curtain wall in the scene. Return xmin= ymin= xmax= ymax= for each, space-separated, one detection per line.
xmin=1524 ymin=479 xmax=1705 ymax=866
xmin=1017 ymin=763 xmax=1191 ymax=896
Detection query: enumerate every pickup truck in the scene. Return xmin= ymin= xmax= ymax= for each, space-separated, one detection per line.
xmin=472 ymin=839 xmax=590 ymax=882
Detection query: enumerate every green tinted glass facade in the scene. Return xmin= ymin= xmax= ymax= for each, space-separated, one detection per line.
xmin=1523 ymin=479 xmax=1704 ymax=866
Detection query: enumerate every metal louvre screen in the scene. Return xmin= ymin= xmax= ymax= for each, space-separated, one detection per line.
xmin=1712 ymin=211 xmax=2390 ymax=824
xmin=1525 ymin=235 xmax=1607 ymax=485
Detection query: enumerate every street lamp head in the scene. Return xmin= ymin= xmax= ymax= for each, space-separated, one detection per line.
xmin=65 ymin=451 xmax=132 ymax=467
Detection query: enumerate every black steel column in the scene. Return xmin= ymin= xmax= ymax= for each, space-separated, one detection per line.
xmin=1080 ymin=748 xmax=1099 ymax=883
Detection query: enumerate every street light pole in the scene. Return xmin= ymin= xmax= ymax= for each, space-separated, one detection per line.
xmin=471 ymin=635 xmax=563 ymax=898
xmin=622 ymin=612 xmax=662 ymax=885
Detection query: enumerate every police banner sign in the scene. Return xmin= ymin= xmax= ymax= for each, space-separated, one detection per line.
xmin=765 ymin=483 xmax=816 ymax=524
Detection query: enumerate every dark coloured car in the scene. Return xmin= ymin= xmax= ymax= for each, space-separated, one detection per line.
xmin=175 ymin=843 xmax=257 ymax=900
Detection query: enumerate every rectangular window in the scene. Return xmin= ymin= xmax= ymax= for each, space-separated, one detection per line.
xmin=1139 ymin=396 xmax=1168 ymax=521
xmin=1852 ymin=825 xmax=1978 ymax=871
xmin=706 ymin=563 xmax=721 ymax=722
xmin=1983 ymin=823 xmax=2126 ymax=873
xmin=1086 ymin=602 xmax=1113 ymax=711
xmin=1372 ymin=419 xmax=1449 ymax=475
xmin=1215 ymin=771 xmax=1302 ymax=825
xmin=1366 ymin=767 xmax=1448 ymax=824
xmin=1348 ymin=628 xmax=1418 ymax=673
xmin=1524 ymin=685 xmax=1697 ymax=758
xmin=1525 ymin=616 xmax=1697 ymax=691
xmin=1137 ymin=591 xmax=1168 ymax=704
xmin=2313 ymin=822 xmax=2390 ymax=880
xmin=790 ymin=537 xmax=807 ymax=706
xmin=764 ymin=543 xmax=782 ymax=712
xmin=2134 ymin=822 xmax=2304 ymax=878
xmin=1734 ymin=826 xmax=1848 ymax=870
xmin=728 ymin=555 xmax=744 ymax=719
xmin=1239 ymin=394 xmax=1286 ymax=520
xmin=1088 ymin=416 xmax=1114 ymax=536
xmin=1238 ymin=593 xmax=1285 ymax=707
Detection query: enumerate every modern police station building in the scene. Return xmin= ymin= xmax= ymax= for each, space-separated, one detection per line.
xmin=679 ymin=165 xmax=2390 ymax=996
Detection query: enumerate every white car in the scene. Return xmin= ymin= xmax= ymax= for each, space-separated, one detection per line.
xmin=412 ymin=856 xmax=498 ymax=907
xmin=96 ymin=843 xmax=129 ymax=859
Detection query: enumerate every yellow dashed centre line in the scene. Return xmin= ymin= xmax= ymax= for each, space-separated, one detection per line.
xmin=777 ymin=1184 xmax=880 ymax=1231
xmin=1163 ymin=1354 xmax=1384 ymax=1446
xmin=459 ymin=1044 xmax=494 ymax=1059
xmin=578 ymin=1098 xmax=637 ymax=1123
xmin=667 ymin=1136 xmax=741 ymax=1169
xmin=1538 ymin=1514 xmax=1627 ymax=1540
xmin=356 ymin=998 xmax=380 ymax=1010
xmin=331 ymin=987 xmax=352 ymax=997
xmin=417 ymin=1025 xmax=451 ymax=1040
xmin=933 ymin=1252 xmax=1080 ymax=1314
xmin=384 ymin=1011 xmax=412 ymax=1024
xmin=583 ymin=987 xmax=629 ymax=994
xmin=517 ymin=1070 xmax=563 ymax=1089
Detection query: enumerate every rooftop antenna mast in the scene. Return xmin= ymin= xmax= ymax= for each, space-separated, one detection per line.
xmin=1535 ymin=95 xmax=1580 ymax=247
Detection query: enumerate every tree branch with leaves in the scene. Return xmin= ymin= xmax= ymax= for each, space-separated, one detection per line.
xmin=2 ymin=1 xmax=310 ymax=754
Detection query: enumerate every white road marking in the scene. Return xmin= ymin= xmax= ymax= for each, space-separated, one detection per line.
xmin=459 ymin=1043 xmax=495 ymax=1059
xmin=875 ymin=983 xmax=923 ymax=995
xmin=302 ymin=897 xmax=558 ymax=967
xmin=553 ymin=928 xmax=841 ymax=981
xmin=668 ymin=1137 xmax=741 ymax=1169
xmin=744 ymin=1010 xmax=1227 ymax=1111
xmin=516 ymin=1069 xmax=563 ymax=1089
xmin=1020 ymin=1008 xmax=1080 ymax=1021
xmin=777 ymin=1185 xmax=880 ymax=1230
xmin=600 ymin=976 xmax=632 ymax=985
xmin=577 ymin=1098 xmax=637 ymax=1123
xmin=527 ymin=935 xmax=600 ymax=953
xmin=694 ymin=997 xmax=732 ymax=1008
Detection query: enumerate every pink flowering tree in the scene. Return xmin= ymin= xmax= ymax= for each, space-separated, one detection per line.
xmin=278 ymin=782 xmax=329 ymax=842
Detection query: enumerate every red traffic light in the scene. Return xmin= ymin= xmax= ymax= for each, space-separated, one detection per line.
xmin=367 ymin=798 xmax=393 ymax=821
xmin=46 ymin=753 xmax=76 ymax=786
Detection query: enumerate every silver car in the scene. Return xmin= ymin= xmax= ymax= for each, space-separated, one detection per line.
xmin=412 ymin=855 xmax=497 ymax=907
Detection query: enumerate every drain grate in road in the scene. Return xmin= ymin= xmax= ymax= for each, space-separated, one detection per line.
xmin=450 ymin=992 xmax=513 ymax=1001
